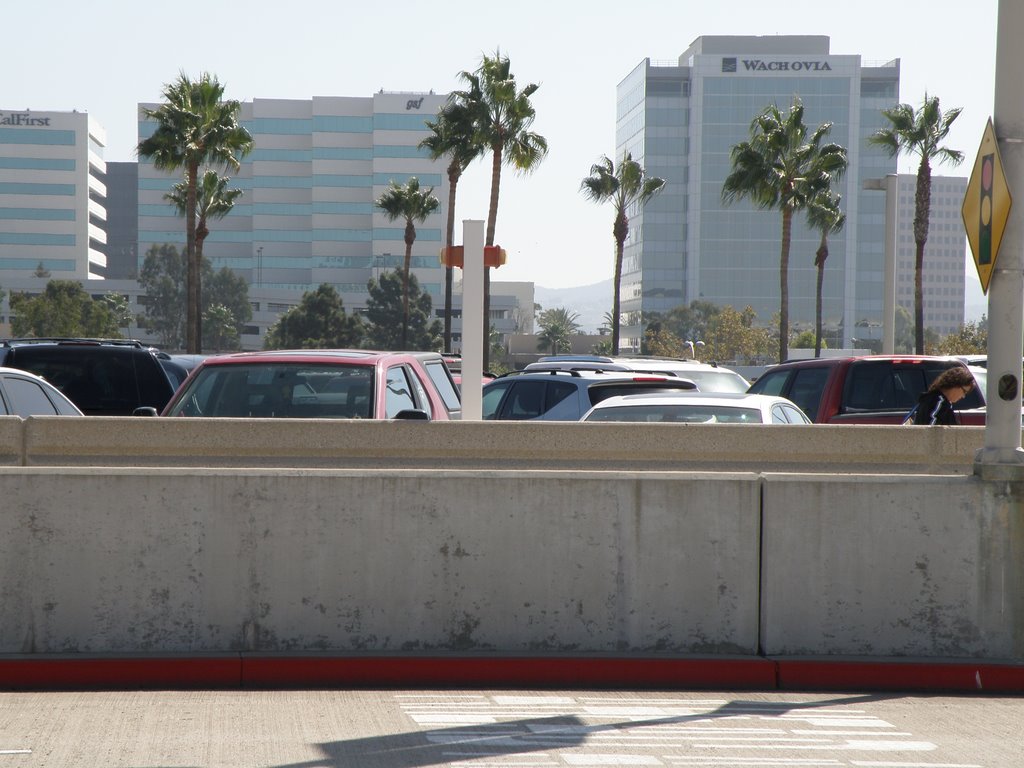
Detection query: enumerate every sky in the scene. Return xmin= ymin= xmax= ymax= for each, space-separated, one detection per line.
xmin=6 ymin=0 xmax=999 ymax=306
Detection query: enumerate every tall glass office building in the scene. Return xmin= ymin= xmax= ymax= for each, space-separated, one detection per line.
xmin=0 ymin=110 xmax=107 ymax=279
xmin=137 ymin=93 xmax=450 ymax=311
xmin=616 ymin=36 xmax=900 ymax=352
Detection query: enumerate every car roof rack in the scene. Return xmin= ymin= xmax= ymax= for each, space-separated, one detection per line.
xmin=1 ymin=337 xmax=149 ymax=348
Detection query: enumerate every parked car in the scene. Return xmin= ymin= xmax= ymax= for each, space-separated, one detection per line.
xmin=0 ymin=338 xmax=178 ymax=416
xmin=154 ymin=349 xmax=458 ymax=420
xmin=0 ymin=367 xmax=83 ymax=416
xmin=528 ymin=355 xmax=749 ymax=393
xmin=581 ymin=391 xmax=811 ymax=424
xmin=746 ymin=355 xmax=986 ymax=424
xmin=482 ymin=368 xmax=698 ymax=421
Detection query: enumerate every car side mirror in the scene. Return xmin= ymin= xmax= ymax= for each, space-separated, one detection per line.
xmin=394 ymin=408 xmax=430 ymax=421
xmin=132 ymin=407 xmax=159 ymax=417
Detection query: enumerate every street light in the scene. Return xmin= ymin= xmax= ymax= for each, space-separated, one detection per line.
xmin=862 ymin=174 xmax=898 ymax=353
xmin=685 ymin=340 xmax=705 ymax=359
xmin=256 ymin=246 xmax=263 ymax=286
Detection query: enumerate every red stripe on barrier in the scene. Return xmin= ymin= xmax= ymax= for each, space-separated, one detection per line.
xmin=240 ymin=656 xmax=778 ymax=688
xmin=776 ymin=659 xmax=1024 ymax=693
xmin=0 ymin=657 xmax=240 ymax=689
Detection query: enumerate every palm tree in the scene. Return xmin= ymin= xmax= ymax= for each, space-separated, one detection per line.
xmin=137 ymin=72 xmax=252 ymax=354
xmin=374 ymin=177 xmax=440 ymax=348
xmin=536 ymin=307 xmax=580 ymax=356
xmin=722 ymin=98 xmax=848 ymax=363
xmin=580 ymin=153 xmax=665 ymax=355
xmin=419 ymin=100 xmax=485 ymax=353
xmin=167 ymin=169 xmax=244 ymax=278
xmin=869 ymin=94 xmax=964 ymax=353
xmin=806 ymin=191 xmax=846 ymax=358
xmin=453 ymin=51 xmax=548 ymax=369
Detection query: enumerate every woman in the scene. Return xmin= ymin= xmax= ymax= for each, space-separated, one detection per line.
xmin=911 ymin=367 xmax=976 ymax=425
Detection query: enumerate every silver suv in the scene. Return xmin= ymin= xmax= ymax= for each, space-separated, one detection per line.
xmin=482 ymin=367 xmax=697 ymax=421
xmin=527 ymin=355 xmax=750 ymax=393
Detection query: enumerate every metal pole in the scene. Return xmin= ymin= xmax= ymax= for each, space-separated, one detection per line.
xmin=976 ymin=0 xmax=1024 ymax=476
xmin=882 ymin=173 xmax=898 ymax=354
xmin=460 ymin=220 xmax=485 ymax=420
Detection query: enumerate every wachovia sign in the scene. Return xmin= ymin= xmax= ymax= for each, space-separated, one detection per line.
xmin=0 ymin=112 xmax=51 ymax=126
xmin=721 ymin=57 xmax=833 ymax=73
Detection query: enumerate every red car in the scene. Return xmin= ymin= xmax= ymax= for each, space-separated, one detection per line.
xmin=154 ymin=349 xmax=460 ymax=420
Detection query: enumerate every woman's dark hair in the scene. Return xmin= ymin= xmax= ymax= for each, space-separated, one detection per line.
xmin=927 ymin=366 xmax=975 ymax=394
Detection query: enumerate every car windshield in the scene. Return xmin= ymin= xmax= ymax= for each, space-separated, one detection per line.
xmin=679 ymin=370 xmax=750 ymax=393
xmin=586 ymin=404 xmax=762 ymax=423
xmin=166 ymin=363 xmax=375 ymax=418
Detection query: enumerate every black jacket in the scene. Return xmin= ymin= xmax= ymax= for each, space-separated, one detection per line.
xmin=913 ymin=390 xmax=957 ymax=425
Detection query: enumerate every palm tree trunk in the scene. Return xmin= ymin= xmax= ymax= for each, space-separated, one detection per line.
xmin=402 ymin=223 xmax=413 ymax=349
xmin=612 ymin=228 xmax=626 ymax=356
xmin=913 ymin=159 xmax=932 ymax=354
xmin=779 ymin=208 xmax=793 ymax=363
xmin=483 ymin=144 xmax=504 ymax=371
xmin=186 ymin=159 xmax=200 ymax=354
xmin=443 ymin=163 xmax=460 ymax=354
xmin=815 ymin=231 xmax=827 ymax=358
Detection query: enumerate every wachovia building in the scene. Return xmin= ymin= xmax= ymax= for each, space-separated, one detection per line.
xmin=0 ymin=110 xmax=108 ymax=279
xmin=616 ymin=36 xmax=904 ymax=351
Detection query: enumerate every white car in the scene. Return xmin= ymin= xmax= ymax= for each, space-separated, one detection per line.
xmin=0 ymin=367 xmax=83 ymax=417
xmin=528 ymin=355 xmax=749 ymax=393
xmin=581 ymin=391 xmax=811 ymax=424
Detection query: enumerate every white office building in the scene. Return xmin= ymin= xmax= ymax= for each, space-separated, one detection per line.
xmin=616 ymin=36 xmax=900 ymax=351
xmin=0 ymin=110 xmax=107 ymax=279
xmin=895 ymin=174 xmax=967 ymax=338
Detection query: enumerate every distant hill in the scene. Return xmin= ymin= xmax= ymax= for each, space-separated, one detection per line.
xmin=535 ymin=279 xmax=612 ymax=333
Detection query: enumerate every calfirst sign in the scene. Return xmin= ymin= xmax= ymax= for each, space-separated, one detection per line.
xmin=0 ymin=112 xmax=51 ymax=126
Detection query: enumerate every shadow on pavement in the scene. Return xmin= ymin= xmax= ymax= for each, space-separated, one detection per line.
xmin=267 ymin=692 xmax=899 ymax=768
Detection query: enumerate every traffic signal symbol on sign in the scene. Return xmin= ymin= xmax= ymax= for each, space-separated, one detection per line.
xmin=979 ymin=154 xmax=993 ymax=265
xmin=962 ymin=118 xmax=1012 ymax=294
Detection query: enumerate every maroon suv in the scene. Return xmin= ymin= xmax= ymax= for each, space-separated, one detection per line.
xmin=746 ymin=355 xmax=986 ymax=424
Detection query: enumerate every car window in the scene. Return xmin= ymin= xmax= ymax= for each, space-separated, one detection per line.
xmin=502 ymin=381 xmax=546 ymax=420
xmin=481 ymin=380 xmax=512 ymax=420
xmin=423 ymin=360 xmax=461 ymax=412
xmin=786 ymin=368 xmax=830 ymax=421
xmin=385 ymin=366 xmax=418 ymax=418
xmin=748 ymin=369 xmax=788 ymax=397
xmin=2 ymin=375 xmax=59 ymax=416
xmin=406 ymin=366 xmax=435 ymax=418
xmin=167 ymin=363 xmax=374 ymax=418
xmin=771 ymin=405 xmax=788 ymax=424
xmin=781 ymin=404 xmax=809 ymax=424
xmin=846 ymin=362 xmax=925 ymax=411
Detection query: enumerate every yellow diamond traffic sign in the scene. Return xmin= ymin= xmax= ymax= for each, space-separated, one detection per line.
xmin=962 ymin=118 xmax=1012 ymax=294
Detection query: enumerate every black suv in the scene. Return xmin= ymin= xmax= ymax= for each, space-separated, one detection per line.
xmin=0 ymin=338 xmax=179 ymax=416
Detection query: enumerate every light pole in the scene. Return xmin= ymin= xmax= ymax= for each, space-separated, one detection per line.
xmin=685 ymin=340 xmax=705 ymax=360
xmin=256 ymin=246 xmax=263 ymax=286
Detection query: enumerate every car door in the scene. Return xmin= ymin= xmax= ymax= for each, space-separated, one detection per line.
xmin=384 ymin=365 xmax=422 ymax=419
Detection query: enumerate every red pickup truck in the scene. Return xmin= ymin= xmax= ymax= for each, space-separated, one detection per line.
xmin=746 ymin=355 xmax=986 ymax=424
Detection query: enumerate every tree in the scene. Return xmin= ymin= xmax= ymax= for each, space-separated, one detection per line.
xmin=642 ymin=323 xmax=684 ymax=358
xmin=937 ymin=320 xmax=987 ymax=355
xmin=703 ymin=305 xmax=773 ymax=363
xmin=722 ymin=98 xmax=848 ymax=363
xmin=869 ymin=93 xmax=963 ymax=353
xmin=138 ymin=243 xmax=251 ymax=350
xmin=203 ymin=304 xmax=239 ymax=351
xmin=10 ymin=280 xmax=121 ymax=338
xmin=374 ymin=177 xmax=440 ymax=349
xmin=806 ymin=191 xmax=846 ymax=358
xmin=33 ymin=262 xmax=50 ymax=278
xmin=137 ymin=71 xmax=253 ymax=354
xmin=420 ymin=100 xmax=484 ymax=352
xmin=536 ymin=307 xmax=580 ymax=355
xmin=263 ymin=284 xmax=363 ymax=349
xmin=364 ymin=270 xmax=441 ymax=351
xmin=102 ymin=291 xmax=134 ymax=334
xmin=580 ymin=153 xmax=665 ymax=355
xmin=167 ymin=168 xmax=244 ymax=275
xmin=453 ymin=51 xmax=548 ymax=370
xmin=648 ymin=301 xmax=721 ymax=347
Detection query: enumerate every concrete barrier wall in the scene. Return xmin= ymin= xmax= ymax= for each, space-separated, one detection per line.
xmin=1 ymin=417 xmax=1021 ymax=661
xmin=0 ymin=416 xmax=993 ymax=474
xmin=0 ymin=467 xmax=761 ymax=655
xmin=761 ymin=474 xmax=1024 ymax=659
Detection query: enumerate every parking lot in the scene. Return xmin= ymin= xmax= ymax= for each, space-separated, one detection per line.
xmin=1 ymin=688 xmax=1020 ymax=767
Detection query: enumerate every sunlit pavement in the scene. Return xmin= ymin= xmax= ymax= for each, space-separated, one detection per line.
xmin=0 ymin=688 xmax=1020 ymax=767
